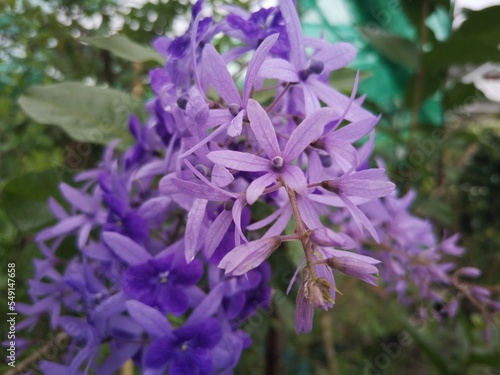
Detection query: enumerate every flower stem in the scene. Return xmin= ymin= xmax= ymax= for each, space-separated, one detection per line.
xmin=279 ymin=176 xmax=317 ymax=279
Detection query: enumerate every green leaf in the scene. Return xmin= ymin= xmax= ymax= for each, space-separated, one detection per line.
xmin=18 ymin=82 xmax=137 ymax=147
xmin=444 ymin=82 xmax=478 ymax=110
xmin=467 ymin=348 xmax=500 ymax=367
xmin=423 ymin=6 xmax=500 ymax=67
xmin=81 ymin=35 xmax=164 ymax=64
xmin=359 ymin=27 xmax=419 ymax=69
xmin=2 ymin=169 xmax=72 ymax=232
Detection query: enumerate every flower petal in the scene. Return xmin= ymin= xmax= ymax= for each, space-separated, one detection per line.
xmin=202 ymin=44 xmax=241 ymax=106
xmin=219 ymin=236 xmax=282 ymax=276
xmin=207 ymin=150 xmax=270 ymax=172
xmin=281 ymin=165 xmax=307 ymax=195
xmin=246 ymin=172 xmax=277 ymax=205
xmin=185 ymin=199 xmax=208 ymax=262
xmin=259 ymin=58 xmax=299 ymax=82
xmin=102 ymin=231 xmax=151 ymax=265
xmin=126 ymin=300 xmax=172 ymax=337
xmin=205 ymin=210 xmax=233 ymax=258
xmin=313 ymin=42 xmax=356 ymax=73
xmin=247 ymin=99 xmax=281 ymax=158
xmin=243 ymin=33 xmax=279 ymax=104
xmin=310 ymin=79 xmax=373 ymax=122
xmin=211 ymin=164 xmax=234 ymax=187
xmin=280 ymin=0 xmax=306 ymax=68
xmin=284 ymin=107 xmax=336 ymax=162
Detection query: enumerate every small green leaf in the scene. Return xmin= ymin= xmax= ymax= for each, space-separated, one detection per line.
xmin=82 ymin=35 xmax=164 ymax=64
xmin=3 ymin=169 xmax=72 ymax=232
xmin=359 ymin=27 xmax=419 ymax=69
xmin=18 ymin=82 xmax=137 ymax=147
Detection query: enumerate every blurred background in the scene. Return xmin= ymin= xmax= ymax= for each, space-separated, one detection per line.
xmin=1 ymin=0 xmax=499 ymax=374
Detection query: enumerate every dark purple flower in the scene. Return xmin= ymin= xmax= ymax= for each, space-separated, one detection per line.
xmin=146 ymin=318 xmax=222 ymax=374
xmin=123 ymin=254 xmax=203 ymax=315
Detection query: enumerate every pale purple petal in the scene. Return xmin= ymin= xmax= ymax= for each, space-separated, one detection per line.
xmin=340 ymin=178 xmax=395 ymax=199
xmin=126 ymin=300 xmax=172 ymax=337
xmin=243 ymin=33 xmax=279 ymax=104
xmin=219 ymin=236 xmax=281 ymax=276
xmin=259 ymin=58 xmax=299 ymax=82
xmin=77 ymin=222 xmax=93 ymax=249
xmin=227 ymin=109 xmax=245 ymax=137
xmin=247 ymin=206 xmax=285 ymax=231
xmin=211 ymin=164 xmax=234 ymax=187
xmin=280 ymin=0 xmax=306 ymax=68
xmin=281 ymin=165 xmax=307 ymax=195
xmin=284 ymin=107 xmax=336 ymax=162
xmin=48 ymin=197 xmax=67 ymax=219
xmin=302 ymin=82 xmax=321 ymax=116
xmin=322 ymin=248 xmax=381 ymax=264
xmin=138 ymin=197 xmax=172 ymax=221
xmin=202 ymin=44 xmax=241 ymax=106
xmin=339 ymin=193 xmax=380 ymax=242
xmin=322 ymin=138 xmax=358 ymax=172
xmin=207 ymin=150 xmax=270 ymax=172
xmin=264 ymin=205 xmax=293 ymax=237
xmin=295 ymin=283 xmax=314 ymax=333
xmin=313 ymin=42 xmax=356 ymax=73
xmin=59 ymin=183 xmax=94 ymax=214
xmin=170 ymin=178 xmax=230 ymax=201
xmin=287 ymin=257 xmax=305 ymax=295
xmin=205 ymin=210 xmax=233 ymax=258
xmin=187 ymin=283 xmax=226 ymax=324
xmin=232 ymin=198 xmax=246 ymax=246
xmin=310 ymin=79 xmax=373 ymax=122
xmin=357 ymin=131 xmax=375 ymax=166
xmin=35 ymin=215 xmax=87 ymax=242
xmin=179 ymin=121 xmax=229 ymax=158
xmin=334 ymin=116 xmax=379 ymax=143
xmin=185 ymin=198 xmax=208 ymax=262
xmin=310 ymin=227 xmax=356 ymax=249
xmin=102 ymin=231 xmax=152 ymax=265
xmin=246 ymin=172 xmax=278 ymax=205
xmin=247 ymin=99 xmax=281 ymax=158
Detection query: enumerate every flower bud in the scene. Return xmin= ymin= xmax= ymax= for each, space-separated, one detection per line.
xmin=321 ymin=180 xmax=340 ymax=194
xmin=177 ymin=94 xmax=189 ymax=110
xmin=228 ymin=103 xmax=241 ymax=116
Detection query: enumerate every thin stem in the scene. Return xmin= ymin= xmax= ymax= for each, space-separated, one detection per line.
xmin=280 ymin=233 xmax=301 ymax=242
xmin=262 ymin=182 xmax=283 ymax=195
xmin=266 ymin=83 xmax=292 ymax=114
xmin=5 ymin=332 xmax=68 ymax=375
xmin=321 ymin=311 xmax=339 ymax=375
xmin=408 ymin=0 xmax=430 ymax=168
xmin=279 ymin=176 xmax=317 ymax=279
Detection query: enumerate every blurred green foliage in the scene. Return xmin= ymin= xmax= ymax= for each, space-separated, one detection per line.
xmin=1 ymin=0 xmax=499 ymax=374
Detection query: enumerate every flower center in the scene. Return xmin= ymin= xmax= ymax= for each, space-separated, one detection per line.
xmin=180 ymin=342 xmax=189 ymax=351
xmin=298 ymin=59 xmax=324 ymax=81
xmin=158 ymin=271 xmax=169 ymax=284
xmin=228 ymin=103 xmax=241 ymax=117
xmin=271 ymin=156 xmax=284 ymax=170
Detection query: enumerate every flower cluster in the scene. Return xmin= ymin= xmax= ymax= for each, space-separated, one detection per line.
xmin=17 ymin=0 xmax=498 ymax=373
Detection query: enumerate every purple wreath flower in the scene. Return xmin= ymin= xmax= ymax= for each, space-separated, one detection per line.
xmin=208 ymin=101 xmax=336 ymax=204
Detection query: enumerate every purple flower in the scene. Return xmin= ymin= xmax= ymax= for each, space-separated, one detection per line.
xmin=103 ymin=231 xmax=203 ymax=315
xmin=258 ymin=0 xmax=372 ymax=120
xmin=123 ymin=254 xmax=203 ymax=315
xmin=146 ymin=318 xmax=222 ymax=374
xmin=219 ymin=236 xmax=282 ymax=276
xmin=208 ymin=101 xmax=336 ymax=204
